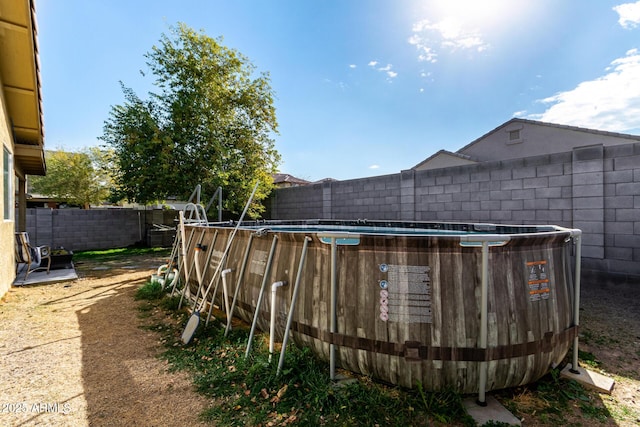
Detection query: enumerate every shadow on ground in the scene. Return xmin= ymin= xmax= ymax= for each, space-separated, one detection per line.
xmin=74 ymin=258 xmax=209 ymax=426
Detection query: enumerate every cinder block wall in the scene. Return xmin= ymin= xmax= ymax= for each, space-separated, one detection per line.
xmin=267 ymin=143 xmax=640 ymax=280
xmin=25 ymin=209 xmax=177 ymax=252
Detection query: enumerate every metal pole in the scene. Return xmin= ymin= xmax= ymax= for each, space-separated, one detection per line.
xmin=330 ymin=236 xmax=338 ymax=381
xmin=278 ymin=236 xmax=311 ymax=375
xmin=221 ymin=268 xmax=234 ymax=321
xmin=169 ymin=231 xmax=182 ymax=295
xmin=246 ymin=235 xmax=278 ymax=358
xmin=176 ymin=227 xmax=198 ymax=307
xmin=206 ymin=186 xmax=223 ymax=222
xmin=570 ymin=232 xmax=582 ymax=374
xmin=477 ymin=241 xmax=489 ymax=406
xmin=218 ymin=188 xmax=223 ymax=222
xmin=225 ymin=234 xmax=255 ymax=336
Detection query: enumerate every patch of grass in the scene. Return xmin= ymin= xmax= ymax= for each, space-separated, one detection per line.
xmin=498 ymin=363 xmax=614 ymax=426
xmin=74 ymin=247 xmax=170 ymax=262
xmin=416 ymin=382 xmax=471 ymax=425
xmin=142 ymin=296 xmax=623 ymax=427
xmin=604 ymin=397 xmax=640 ymax=425
xmin=135 ymin=280 xmax=164 ymax=300
xmin=580 ymin=329 xmax=594 ymax=345
xmin=137 ymin=302 xmax=155 ymax=318
xmin=160 ymin=295 xmax=183 ymax=311
xmin=147 ymin=307 xmax=475 ymax=426
xmin=580 ymin=329 xmax=619 ymax=347
xmin=579 ymin=401 xmax=609 ymax=422
xmin=578 ymin=349 xmax=601 ymax=369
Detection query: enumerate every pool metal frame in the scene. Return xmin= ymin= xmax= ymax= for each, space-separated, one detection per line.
xmin=170 ymin=218 xmax=583 ymax=405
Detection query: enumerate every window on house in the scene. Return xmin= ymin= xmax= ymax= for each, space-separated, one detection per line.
xmin=509 ymin=130 xmax=520 ymax=141
xmin=3 ymin=146 xmax=12 ymax=220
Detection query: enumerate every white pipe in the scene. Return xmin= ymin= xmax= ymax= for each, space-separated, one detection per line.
xmin=477 ymin=241 xmax=489 ymax=406
xmin=221 ymin=268 xmax=234 ymax=321
xmin=570 ymin=232 xmax=582 ymax=373
xmin=269 ymin=281 xmax=287 ymax=361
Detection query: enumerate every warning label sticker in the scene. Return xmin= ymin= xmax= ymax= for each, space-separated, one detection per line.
xmin=377 ymin=264 xmax=432 ymax=323
xmin=527 ymin=260 xmax=550 ymax=302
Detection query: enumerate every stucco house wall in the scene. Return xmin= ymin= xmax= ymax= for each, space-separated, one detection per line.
xmin=1 ymin=0 xmax=46 ymax=298
xmin=458 ymin=119 xmax=640 ymax=162
xmin=1 ymin=77 xmax=15 ymax=297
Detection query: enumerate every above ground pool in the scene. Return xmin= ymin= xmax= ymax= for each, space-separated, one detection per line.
xmin=177 ymin=219 xmax=581 ymax=397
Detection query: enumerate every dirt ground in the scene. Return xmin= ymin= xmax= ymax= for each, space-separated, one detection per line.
xmin=0 ymin=255 xmax=639 ymax=426
xmin=0 ymin=255 xmax=211 ymax=427
xmin=570 ymin=276 xmax=640 ymax=426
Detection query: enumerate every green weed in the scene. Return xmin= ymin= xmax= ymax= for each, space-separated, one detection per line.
xmin=160 ymin=295 xmax=183 ymax=311
xmin=578 ymin=349 xmax=601 ymax=369
xmin=149 ymin=308 xmax=473 ymax=426
xmin=135 ymin=280 xmax=164 ymax=300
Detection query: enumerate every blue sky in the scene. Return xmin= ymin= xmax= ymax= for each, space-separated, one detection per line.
xmin=37 ymin=0 xmax=640 ymax=182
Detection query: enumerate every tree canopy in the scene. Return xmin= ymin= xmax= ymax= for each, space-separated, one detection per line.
xmin=29 ymin=148 xmax=113 ymax=209
xmin=101 ymin=23 xmax=280 ymax=217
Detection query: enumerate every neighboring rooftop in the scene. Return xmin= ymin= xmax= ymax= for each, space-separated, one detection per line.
xmin=412 ymin=118 xmax=640 ymax=171
xmin=272 ymin=173 xmax=311 ymax=188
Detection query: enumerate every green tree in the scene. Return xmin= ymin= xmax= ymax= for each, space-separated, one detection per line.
xmin=101 ymin=23 xmax=280 ymax=217
xmin=29 ymin=148 xmax=113 ymax=209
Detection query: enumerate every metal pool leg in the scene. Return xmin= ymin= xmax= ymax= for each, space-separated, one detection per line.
xmin=192 ymin=231 xmax=217 ymax=318
xmin=221 ymin=268 xmax=234 ymax=321
xmin=177 ymin=214 xmax=196 ymax=306
xmin=169 ymin=231 xmax=182 ymax=295
xmin=174 ymin=225 xmax=195 ymax=298
xmin=245 ymin=236 xmax=279 ymax=358
xmin=477 ymin=241 xmax=489 ymax=406
xmin=206 ymin=267 xmax=225 ymax=326
xmin=178 ymin=227 xmax=207 ymax=308
xmin=278 ymin=236 xmax=311 ymax=375
xmin=570 ymin=232 xmax=582 ymax=374
xmin=330 ymin=236 xmax=338 ymax=381
xmin=225 ymin=234 xmax=255 ymax=336
xmin=315 ymin=232 xmax=360 ymax=381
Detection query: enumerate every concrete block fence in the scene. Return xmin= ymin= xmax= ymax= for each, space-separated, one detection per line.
xmin=23 ymin=208 xmax=177 ymax=252
xmin=266 ymin=143 xmax=640 ymax=282
xmin=20 ymin=142 xmax=639 ymax=281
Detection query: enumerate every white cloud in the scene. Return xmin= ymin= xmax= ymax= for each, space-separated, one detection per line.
xmin=367 ymin=61 xmax=398 ymax=80
xmin=614 ymin=1 xmax=640 ymax=29
xmin=526 ymin=49 xmax=640 ymax=132
xmin=408 ymin=18 xmax=489 ymax=63
xmin=349 ymin=64 xmax=357 ymax=69
xmin=369 ymin=164 xmax=380 ymax=170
